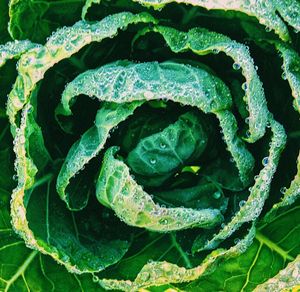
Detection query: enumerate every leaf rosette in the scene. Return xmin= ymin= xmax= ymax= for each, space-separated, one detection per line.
xmin=0 ymin=0 xmax=300 ymax=291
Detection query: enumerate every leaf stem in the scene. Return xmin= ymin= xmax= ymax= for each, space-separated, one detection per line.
xmin=170 ymin=233 xmax=192 ymax=268
xmin=255 ymin=231 xmax=294 ymax=261
xmin=4 ymin=250 xmax=38 ymax=292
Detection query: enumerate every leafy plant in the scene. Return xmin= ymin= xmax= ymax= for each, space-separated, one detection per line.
xmin=0 ymin=0 xmax=300 ymax=291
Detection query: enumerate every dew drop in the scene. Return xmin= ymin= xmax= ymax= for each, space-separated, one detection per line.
xmin=239 ymin=200 xmax=246 ymax=208
xmin=150 ymin=158 xmax=157 ymax=164
xmin=213 ymin=191 xmax=221 ymax=199
xmin=159 ymin=218 xmax=168 ymax=225
xmin=281 ymin=72 xmax=287 ymax=80
xmin=234 ymin=238 xmax=240 ymax=244
xmin=242 ymin=82 xmax=248 ymax=91
xmin=92 ymin=275 xmax=99 ymax=283
xmin=262 ymin=157 xmax=269 ymax=166
xmin=160 ymin=142 xmax=166 ymax=149
xmin=265 ymin=26 xmax=272 ymax=32
xmin=232 ymin=62 xmax=241 ymax=70
xmin=280 ymin=187 xmax=287 ymax=194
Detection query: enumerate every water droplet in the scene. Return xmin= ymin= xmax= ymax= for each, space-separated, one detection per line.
xmin=242 ymin=82 xmax=248 ymax=91
xmin=150 ymin=158 xmax=156 ymax=164
xmin=92 ymin=275 xmax=99 ymax=283
xmin=213 ymin=191 xmax=221 ymax=199
xmin=232 ymin=62 xmax=241 ymax=70
xmin=140 ymin=272 xmax=150 ymax=281
xmin=280 ymin=187 xmax=287 ymax=194
xmin=245 ymin=117 xmax=250 ymax=124
xmin=160 ymin=142 xmax=166 ymax=149
xmin=265 ymin=26 xmax=272 ymax=32
xmin=281 ymin=72 xmax=287 ymax=80
xmin=239 ymin=200 xmax=246 ymax=208
xmin=159 ymin=218 xmax=168 ymax=225
xmin=234 ymin=238 xmax=240 ymax=244
xmin=262 ymin=157 xmax=269 ymax=166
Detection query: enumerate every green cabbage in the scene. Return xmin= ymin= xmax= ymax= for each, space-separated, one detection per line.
xmin=0 ymin=0 xmax=299 ymax=291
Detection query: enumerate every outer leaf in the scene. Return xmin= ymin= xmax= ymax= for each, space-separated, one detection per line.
xmin=82 ymin=0 xmax=101 ymax=20
xmin=152 ymin=25 xmax=269 ymax=143
xmin=0 ymin=145 xmax=103 ymax=291
xmin=12 ymin=104 xmax=131 ymax=274
xmin=8 ymin=0 xmax=85 ymax=43
xmin=133 ymin=0 xmax=300 ymax=41
xmin=0 ymin=40 xmax=38 ymax=68
xmin=99 ymin=225 xmax=256 ymax=291
xmin=264 ymin=154 xmax=300 ymax=223
xmin=193 ymin=119 xmax=286 ymax=252
xmin=274 ymin=42 xmax=300 ymax=114
xmin=184 ymin=204 xmax=300 ymax=291
xmin=253 ymin=255 xmax=300 ymax=291
xmin=6 ymin=12 xmax=156 ymax=133
xmin=9 ymin=12 xmax=157 ymax=275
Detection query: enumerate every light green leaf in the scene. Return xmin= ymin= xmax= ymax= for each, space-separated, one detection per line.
xmin=127 ymin=111 xmax=208 ymax=187
xmin=253 ymin=255 xmax=300 ymax=291
xmin=185 ymin=204 xmax=300 ymax=291
xmin=193 ymin=119 xmax=286 ymax=252
xmin=56 ymin=101 xmax=143 ymax=210
xmin=11 ymin=103 xmax=131 ymax=274
xmin=274 ymin=42 xmax=300 ymax=114
xmin=0 ymin=40 xmax=37 ymax=68
xmin=152 ymin=25 xmax=269 ymax=143
xmin=96 ymin=146 xmax=223 ymax=231
xmin=82 ymin=0 xmax=101 ymax=20
xmin=6 ymin=12 xmax=156 ymax=133
xmin=99 ymin=225 xmax=256 ymax=291
xmin=0 ymin=124 xmax=103 ymax=290
xmin=133 ymin=0 xmax=300 ymax=41
xmin=8 ymin=0 xmax=85 ymax=43
xmin=60 ymin=60 xmax=253 ymax=189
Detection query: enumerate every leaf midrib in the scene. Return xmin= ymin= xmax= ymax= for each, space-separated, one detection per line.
xmin=255 ymin=231 xmax=294 ymax=261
